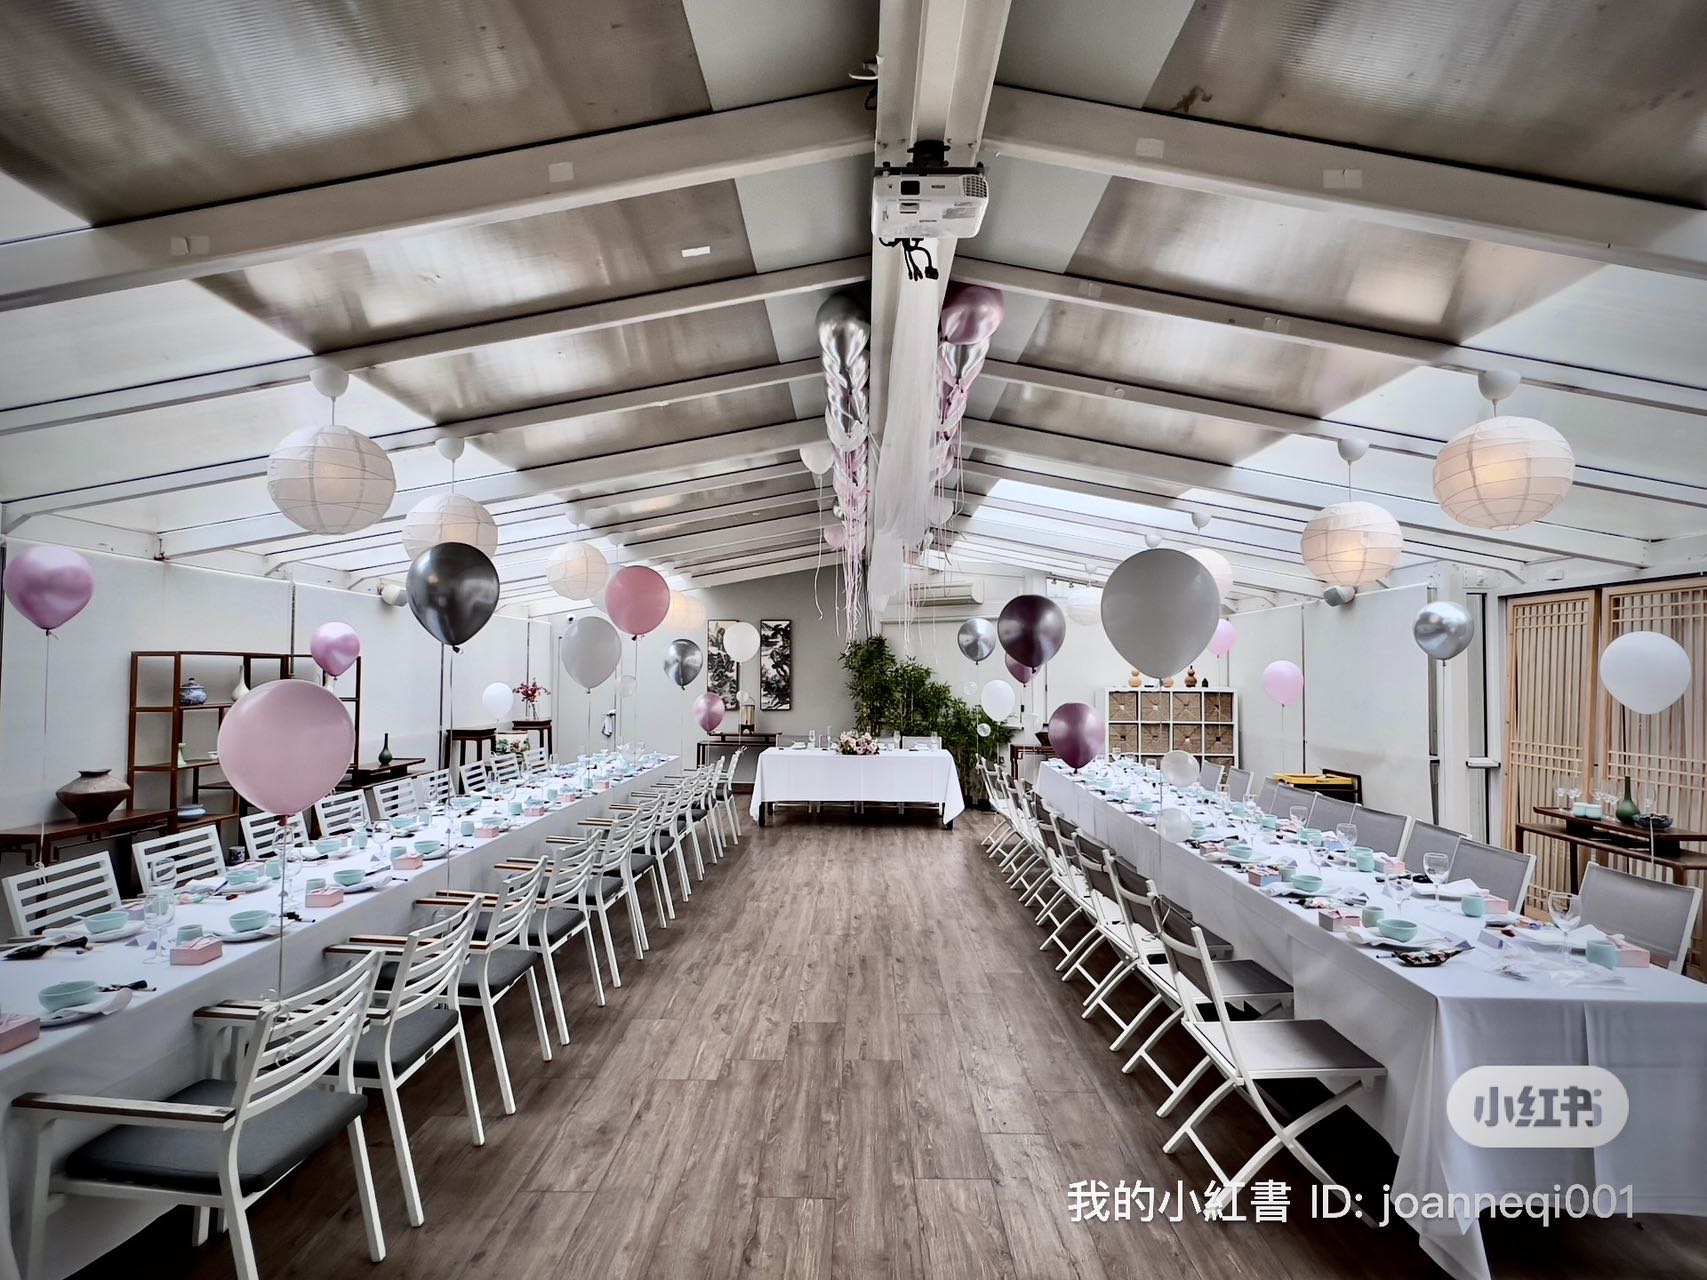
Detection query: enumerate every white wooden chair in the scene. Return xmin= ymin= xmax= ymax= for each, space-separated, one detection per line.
xmin=15 ymin=951 xmax=386 ymax=1280
xmin=239 ymin=812 xmax=308 ymax=862
xmin=570 ymin=812 xmax=651 ymax=986
xmin=457 ymin=761 xmax=491 ymax=797
xmin=713 ymin=748 xmax=745 ymax=844
xmin=415 ymin=860 xmax=549 ymax=1116
xmin=500 ymin=835 xmax=607 ymax=1040
xmin=523 ymin=746 xmax=548 ymax=775
xmin=134 ymin=828 xmax=225 ymax=892
xmin=414 ymin=768 xmax=454 ymax=809
xmin=325 ymin=899 xmax=483 ymax=1226
xmin=1580 ymin=862 xmax=1702 ymax=973
xmin=489 ymin=753 xmax=523 ymax=790
xmin=313 ymin=790 xmax=368 ymax=838
xmin=3 ymin=852 xmax=122 ymax=937
xmin=368 ymin=777 xmax=418 ymax=821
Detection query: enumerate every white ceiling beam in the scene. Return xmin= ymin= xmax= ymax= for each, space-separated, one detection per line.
xmin=568 ymin=462 xmax=810 ymax=518
xmin=942 ymin=535 xmax=1305 ymax=601
xmin=961 ymin=420 xmax=1644 ymax=566
xmin=982 ymin=86 xmax=1707 ymax=281
xmin=621 ymin=511 xmax=836 ymax=561
xmin=974 ymin=494 xmax=1311 ymax=567
xmin=955 ymin=257 xmax=1707 ymax=421
xmin=688 ymin=554 xmax=831 ymax=589
xmin=0 ymin=258 xmax=867 ymax=437
xmin=0 ymin=90 xmax=872 ymax=309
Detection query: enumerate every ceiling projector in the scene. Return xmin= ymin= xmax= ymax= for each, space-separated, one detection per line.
xmin=872 ymin=164 xmax=989 ymax=240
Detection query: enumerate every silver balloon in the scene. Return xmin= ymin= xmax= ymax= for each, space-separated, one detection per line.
xmin=663 ymin=638 xmax=704 ymax=688
xmin=559 ymin=615 xmax=622 ymax=689
xmin=943 ymin=338 xmax=989 ymax=383
xmin=406 ymin=542 xmax=499 ymax=650
xmin=1100 ymin=549 xmax=1220 ymax=677
xmin=1413 ymin=601 xmax=1476 ymax=661
xmin=816 ymin=291 xmax=870 ymax=363
xmin=956 ymin=617 xmax=997 ymax=664
xmin=1323 ymin=585 xmax=1357 ymax=607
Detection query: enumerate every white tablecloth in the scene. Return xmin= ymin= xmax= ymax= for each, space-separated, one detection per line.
xmin=750 ymin=747 xmax=965 ymax=825
xmin=1035 ymin=762 xmax=1707 ymax=1280
xmin=0 ymin=759 xmax=675 ymax=1280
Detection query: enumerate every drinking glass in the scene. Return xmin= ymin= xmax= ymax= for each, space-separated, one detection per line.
xmin=1567 ymin=786 xmax=1582 ymax=811
xmin=1288 ymin=805 xmax=1309 ymax=829
xmin=1547 ymin=891 xmax=1582 ymax=938
xmin=1554 ymin=783 xmax=1570 ymax=810
xmin=1385 ymin=872 xmax=1414 ymax=913
xmin=1422 ymin=850 xmax=1451 ymax=898
xmin=1642 ymin=790 xmax=1658 ymax=818
xmin=143 ymin=889 xmax=176 ymax=964
xmin=1335 ymin=822 xmax=1358 ymax=851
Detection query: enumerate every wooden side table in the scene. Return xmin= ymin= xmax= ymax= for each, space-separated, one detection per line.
xmin=510 ymin=717 xmax=554 ymax=758
xmin=443 ymin=727 xmax=497 ymax=771
xmin=0 ymin=806 xmax=173 ymax=869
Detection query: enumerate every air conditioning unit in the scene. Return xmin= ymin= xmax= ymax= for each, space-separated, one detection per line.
xmin=910 ymin=577 xmax=986 ymax=608
xmin=872 ymin=166 xmax=989 ymax=240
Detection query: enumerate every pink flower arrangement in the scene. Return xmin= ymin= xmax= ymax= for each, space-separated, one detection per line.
xmin=513 ymin=679 xmax=550 ymax=714
xmin=836 ymin=730 xmax=878 ymax=756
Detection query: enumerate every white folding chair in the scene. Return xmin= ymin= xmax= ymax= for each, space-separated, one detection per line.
xmin=523 ymin=747 xmax=548 ymax=775
xmin=1401 ymin=820 xmax=1462 ymax=874
xmin=239 ymin=812 xmax=308 ymax=862
xmin=490 ymin=753 xmax=522 ymax=789
xmin=457 ymin=761 xmax=492 ymax=797
xmin=368 ymin=777 xmax=419 ymax=821
xmin=313 ymin=790 xmax=369 ymax=838
xmin=1448 ymin=839 xmax=1535 ymax=908
xmin=4 ymin=852 xmax=122 ymax=937
xmin=1349 ymin=805 xmax=1408 ymax=859
xmin=573 ymin=811 xmax=652 ymax=985
xmin=134 ymin=828 xmax=225 ymax=892
xmin=1580 ymin=862 xmax=1702 ymax=973
xmin=325 ymin=899 xmax=483 ymax=1226
xmin=16 ymin=952 xmax=386 ymax=1280
xmin=414 ymin=768 xmax=454 ymax=809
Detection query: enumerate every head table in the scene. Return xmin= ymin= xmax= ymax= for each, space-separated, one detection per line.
xmin=0 ymin=755 xmax=675 ymax=1280
xmin=749 ymin=745 xmax=965 ymax=827
xmin=1035 ymin=760 xmax=1707 ymax=1280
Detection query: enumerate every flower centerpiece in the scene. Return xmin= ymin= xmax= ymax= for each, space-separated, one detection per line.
xmin=836 ymin=729 xmax=878 ymax=756
xmin=513 ymin=679 xmax=550 ymax=717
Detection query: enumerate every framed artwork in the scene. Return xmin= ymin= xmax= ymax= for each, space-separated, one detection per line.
xmin=759 ymin=619 xmax=792 ymax=711
xmin=706 ymin=619 xmax=738 ymax=709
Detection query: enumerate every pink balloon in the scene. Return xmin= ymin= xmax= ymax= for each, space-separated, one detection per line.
xmin=1208 ymin=618 xmax=1236 ymax=658
xmin=939 ymin=284 xmax=1006 ymax=345
xmin=692 ymin=691 xmax=727 ymax=734
xmin=1005 ymin=653 xmax=1033 ymax=686
xmin=824 ymin=524 xmax=847 ymax=550
xmin=605 ymin=565 xmax=671 ymax=638
xmin=4 ymin=545 xmax=94 ymax=632
xmin=310 ymin=621 xmax=362 ymax=677
xmin=217 ymin=680 xmax=354 ymax=816
xmin=1262 ymin=659 xmax=1305 ymax=707
xmin=1048 ymin=702 xmax=1105 ymax=771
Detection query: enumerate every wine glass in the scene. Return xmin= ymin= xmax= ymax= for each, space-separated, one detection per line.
xmin=1288 ymin=805 xmax=1309 ymax=830
xmin=1566 ymin=785 xmax=1582 ymax=812
xmin=1335 ymin=822 xmax=1358 ymax=852
xmin=1642 ymin=790 xmax=1658 ymax=819
xmin=143 ymin=889 xmax=176 ymax=964
xmin=1554 ymin=783 xmax=1571 ymax=811
xmin=1385 ymin=871 xmax=1414 ymax=914
xmin=1422 ymin=851 xmax=1451 ymax=899
xmin=1547 ymin=891 xmax=1582 ymax=939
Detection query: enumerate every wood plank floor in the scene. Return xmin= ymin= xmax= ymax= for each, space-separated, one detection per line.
xmin=80 ymin=813 xmax=1707 ymax=1279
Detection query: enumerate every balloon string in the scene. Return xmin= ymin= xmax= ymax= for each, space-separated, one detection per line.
xmin=38 ymin=637 xmax=51 ymax=865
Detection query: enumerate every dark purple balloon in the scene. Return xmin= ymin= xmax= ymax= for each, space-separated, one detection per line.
xmin=997 ymin=594 xmax=1066 ymax=671
xmin=1048 ymin=702 xmax=1105 ymax=772
xmin=1005 ymin=653 xmax=1033 ymax=686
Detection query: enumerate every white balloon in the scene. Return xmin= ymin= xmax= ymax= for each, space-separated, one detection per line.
xmin=481 ymin=681 xmax=513 ymax=721
xmin=1157 ymin=808 xmax=1193 ymax=843
xmin=1601 ymin=631 xmax=1692 ymax=715
xmin=800 ymin=440 xmax=836 ymax=475
xmin=980 ymin=680 xmax=1016 ymax=720
xmin=961 ymin=680 xmax=978 ymax=698
xmin=1160 ymin=750 xmax=1199 ymax=789
xmin=721 ymin=621 xmax=760 ymax=663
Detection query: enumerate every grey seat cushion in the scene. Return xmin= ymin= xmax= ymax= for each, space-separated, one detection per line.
xmin=352 ymin=1008 xmax=459 ymax=1076
xmin=64 ymin=1079 xmax=364 ymax=1195
xmin=477 ymin=907 xmax=585 ymax=944
xmin=459 ymin=947 xmax=535 ymax=997
xmin=591 ymin=874 xmax=626 ymax=899
xmin=627 ymin=851 xmax=658 ymax=874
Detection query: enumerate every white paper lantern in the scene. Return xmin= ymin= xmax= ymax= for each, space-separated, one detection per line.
xmin=401 ymin=493 xmax=498 ymax=560
xmin=1433 ymin=416 xmax=1574 ymax=529
xmin=1065 ymin=585 xmax=1102 ymax=626
xmin=664 ymin=592 xmax=707 ymax=633
xmin=1301 ymin=500 xmax=1403 ymax=589
xmin=547 ymin=542 xmax=608 ymax=601
xmin=1183 ymin=547 xmax=1233 ymax=602
xmin=266 ymin=425 xmax=396 ymax=535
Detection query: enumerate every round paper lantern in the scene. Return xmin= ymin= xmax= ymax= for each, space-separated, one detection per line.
xmin=1065 ymin=585 xmax=1102 ymax=627
xmin=266 ymin=424 xmax=396 ymax=535
xmin=1433 ymin=416 xmax=1574 ymax=529
xmin=1183 ymin=547 xmax=1233 ymax=602
xmin=1601 ymin=631 xmax=1692 ymax=715
xmin=1300 ymin=501 xmax=1403 ymax=589
xmin=722 ymin=621 xmax=760 ymax=663
xmin=664 ymin=592 xmax=707 ymax=633
xmin=547 ymin=543 xmax=608 ymax=601
xmin=401 ymin=493 xmax=498 ymax=560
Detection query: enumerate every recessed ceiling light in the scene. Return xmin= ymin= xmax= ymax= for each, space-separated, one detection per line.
xmin=680 ymin=245 xmax=712 ymax=258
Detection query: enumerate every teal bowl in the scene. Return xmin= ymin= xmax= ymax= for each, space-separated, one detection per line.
xmin=85 ymin=910 xmax=131 ymax=935
xmin=228 ymin=865 xmax=263 ymax=883
xmin=1223 ymin=842 xmax=1254 ymax=861
xmin=1290 ymin=873 xmax=1323 ymax=894
xmin=333 ymin=869 xmax=365 ymax=887
xmin=1378 ymin=918 xmax=1419 ymax=943
xmin=41 ymin=980 xmax=100 ymax=1012
xmin=1279 ymin=863 xmax=1297 ymax=883
xmin=229 ymin=910 xmax=271 ymax=933
xmin=314 ymin=837 xmax=344 ymax=855
xmin=413 ymin=839 xmax=441 ymax=857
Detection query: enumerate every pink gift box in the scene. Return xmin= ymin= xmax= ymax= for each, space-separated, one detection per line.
xmin=1378 ymin=855 xmax=1407 ymax=877
xmin=1613 ymin=938 xmax=1651 ymax=968
xmin=1245 ymin=867 xmax=1279 ymax=887
xmin=0 ymin=1014 xmax=42 ymax=1053
xmin=1484 ymin=895 xmax=1510 ymax=916
xmin=306 ymin=887 xmax=345 ymax=908
xmin=475 ymin=824 xmax=502 ymax=839
xmin=1318 ymin=907 xmax=1360 ymax=933
xmin=524 ymin=806 xmax=546 ymax=818
xmin=390 ymin=854 xmax=424 ymax=871
xmin=171 ymin=936 xmax=223 ymax=966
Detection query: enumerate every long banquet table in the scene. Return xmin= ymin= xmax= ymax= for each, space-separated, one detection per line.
xmin=1035 ymin=760 xmax=1707 ymax=1280
xmin=750 ymin=746 xmax=965 ymax=826
xmin=0 ymin=757 xmax=675 ymax=1280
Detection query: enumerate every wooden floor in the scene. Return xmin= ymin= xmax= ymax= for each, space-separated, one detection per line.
xmin=83 ymin=812 xmax=1707 ymax=1280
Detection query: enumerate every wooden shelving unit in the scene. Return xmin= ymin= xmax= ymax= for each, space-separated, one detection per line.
xmin=1105 ymin=685 xmax=1237 ymax=770
xmin=127 ymin=650 xmax=362 ymax=838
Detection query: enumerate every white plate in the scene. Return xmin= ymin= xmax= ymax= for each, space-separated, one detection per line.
xmin=342 ymin=872 xmax=393 ymax=894
xmin=212 ymin=923 xmax=286 ymax=943
xmin=41 ymin=988 xmax=133 ymax=1027
xmin=80 ymin=920 xmax=146 ymax=943
xmin=1349 ymin=929 xmax=1453 ymax=952
xmin=418 ymin=845 xmax=452 ymax=861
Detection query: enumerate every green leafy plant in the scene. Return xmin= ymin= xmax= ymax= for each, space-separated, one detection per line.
xmin=841 ymin=635 xmax=1006 ymax=801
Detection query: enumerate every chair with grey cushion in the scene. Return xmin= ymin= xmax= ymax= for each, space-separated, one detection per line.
xmin=499 ymin=833 xmax=607 ymax=1041
xmin=1253 ymin=779 xmax=1281 ymax=813
xmin=15 ymin=952 xmax=385 ymax=1280
xmin=1448 ymin=839 xmax=1535 ymax=908
xmin=1306 ymin=793 xmax=1356 ymax=833
xmin=325 ymin=899 xmax=482 ymax=1227
xmin=1579 ymin=863 xmax=1701 ymax=973
xmin=1223 ymin=767 xmax=1253 ymax=802
xmin=1271 ymin=783 xmax=1313 ymax=820
xmin=1197 ymin=762 xmax=1224 ymax=791
xmin=1401 ymin=820 xmax=1462 ymax=874
xmin=1350 ymin=806 xmax=1408 ymax=860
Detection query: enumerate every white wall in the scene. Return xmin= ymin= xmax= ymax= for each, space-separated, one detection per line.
xmin=0 ymin=543 xmax=543 ymax=827
xmin=553 ymin=568 xmax=856 ymax=761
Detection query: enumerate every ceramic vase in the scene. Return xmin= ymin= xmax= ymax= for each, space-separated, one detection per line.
xmin=179 ymin=677 xmax=208 ymax=706
xmin=55 ymin=769 xmax=130 ymax=821
xmin=378 ymin=734 xmax=393 ymax=767
xmin=1615 ymin=776 xmax=1640 ymax=824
